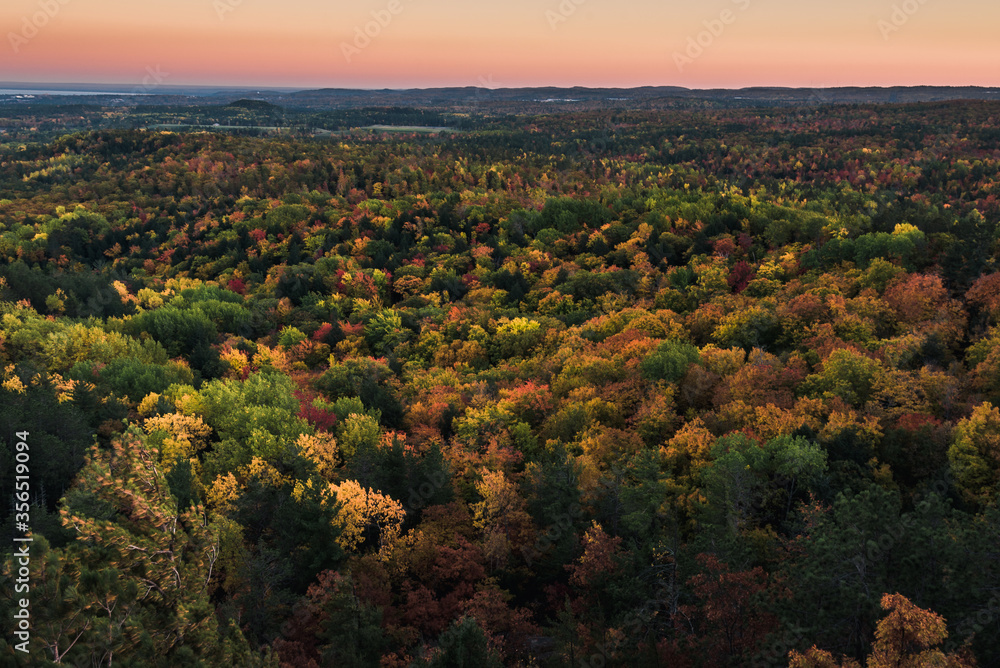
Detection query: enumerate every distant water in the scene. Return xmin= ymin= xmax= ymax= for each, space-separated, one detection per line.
xmin=0 ymin=89 xmax=146 ymax=96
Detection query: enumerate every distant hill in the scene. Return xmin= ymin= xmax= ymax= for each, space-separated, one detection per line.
xmin=226 ymin=99 xmax=284 ymax=112
xmin=4 ymin=83 xmax=999 ymax=112
xmin=270 ymin=85 xmax=1000 ymax=112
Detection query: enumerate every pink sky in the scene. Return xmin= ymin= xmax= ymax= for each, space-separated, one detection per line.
xmin=3 ymin=0 xmax=999 ymax=89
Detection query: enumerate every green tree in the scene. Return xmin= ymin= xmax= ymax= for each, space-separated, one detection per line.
xmin=640 ymin=339 xmax=701 ymax=384
xmin=802 ymin=349 xmax=883 ymax=407
xmin=316 ymin=357 xmax=402 ymax=426
xmin=704 ymin=433 xmax=827 ymax=534
xmin=1 ymin=429 xmax=272 ymax=666
xmin=125 ymin=306 xmax=224 ymax=377
xmin=779 ymin=484 xmax=907 ymax=661
xmin=948 ymin=402 xmax=1000 ymax=505
xmin=198 ymin=371 xmax=310 ymax=474
xmin=423 ymin=616 xmax=504 ymax=668
xmin=0 ymin=384 xmax=91 ymax=527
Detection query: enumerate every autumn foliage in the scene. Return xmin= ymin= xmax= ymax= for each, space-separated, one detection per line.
xmin=1 ymin=100 xmax=999 ymax=666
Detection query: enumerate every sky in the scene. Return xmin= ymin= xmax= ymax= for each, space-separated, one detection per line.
xmin=2 ymin=0 xmax=999 ymax=89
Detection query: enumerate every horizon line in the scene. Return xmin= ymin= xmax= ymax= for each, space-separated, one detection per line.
xmin=4 ymin=82 xmax=1000 ymax=94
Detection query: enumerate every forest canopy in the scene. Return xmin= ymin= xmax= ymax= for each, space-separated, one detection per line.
xmin=0 ymin=100 xmax=999 ymax=667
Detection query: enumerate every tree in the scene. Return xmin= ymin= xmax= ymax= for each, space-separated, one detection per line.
xmin=680 ymin=553 xmax=779 ymax=666
xmin=0 ymin=383 xmax=91 ymax=526
xmin=92 ymin=357 xmax=194 ymax=403
xmin=490 ymin=317 xmax=545 ymax=361
xmin=0 ymin=535 xmax=91 ymax=664
xmin=703 ymin=433 xmax=827 ymax=534
xmin=640 ymin=339 xmax=701 ymax=384
xmin=802 ymin=349 xmax=883 ymax=407
xmin=948 ymin=402 xmax=1000 ymax=505
xmin=421 ymin=616 xmax=504 ymax=668
xmin=472 ymin=468 xmax=535 ymax=571
xmin=789 ymin=593 xmax=975 ymax=668
xmin=365 ymin=309 xmax=410 ymax=356
xmin=316 ymin=357 xmax=403 ymax=427
xmin=330 ymin=479 xmax=406 ymax=560
xmin=38 ymin=429 xmax=268 ymax=666
xmin=125 ymin=305 xmax=223 ymax=377
xmin=779 ymin=485 xmax=901 ymax=660
xmin=566 ymin=521 xmax=622 ymax=615
xmin=198 ymin=370 xmax=311 ymax=475
xmin=142 ymin=411 xmax=213 ymax=471
xmin=967 ymin=272 xmax=1000 ymax=324
xmin=273 ymin=570 xmax=387 ymax=668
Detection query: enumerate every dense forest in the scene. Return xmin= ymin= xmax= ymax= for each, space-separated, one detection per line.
xmin=0 ymin=99 xmax=999 ymax=666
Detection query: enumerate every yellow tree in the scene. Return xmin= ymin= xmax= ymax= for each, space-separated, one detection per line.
xmin=295 ymin=431 xmax=341 ymax=479
xmin=143 ymin=411 xmax=213 ymax=470
xmin=472 ymin=468 xmax=535 ymax=571
xmin=329 ymin=479 xmax=405 ymax=560
xmin=949 ymin=403 xmax=1000 ymax=504
xmin=789 ymin=593 xmax=976 ymax=668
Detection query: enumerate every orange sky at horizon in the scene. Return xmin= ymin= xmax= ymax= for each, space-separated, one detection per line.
xmin=2 ymin=0 xmax=999 ymax=89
